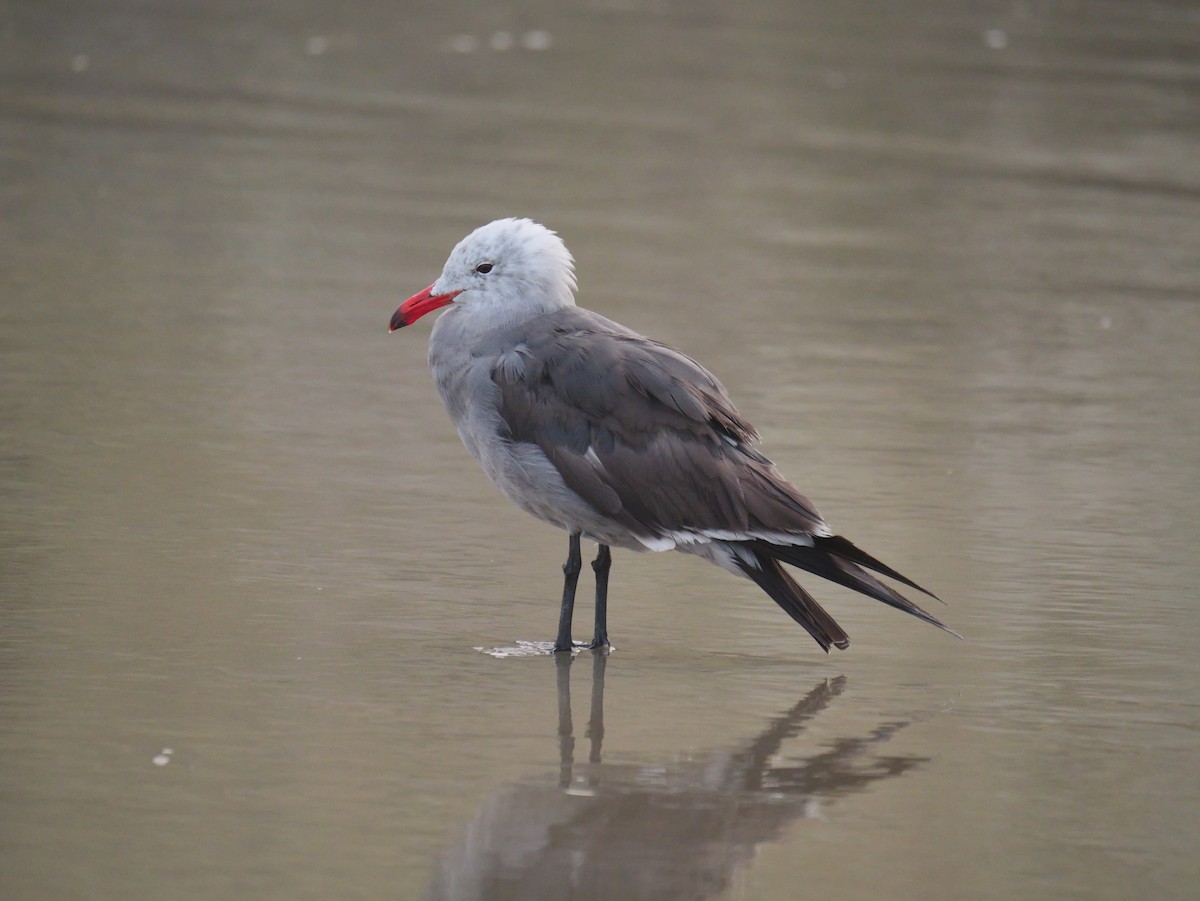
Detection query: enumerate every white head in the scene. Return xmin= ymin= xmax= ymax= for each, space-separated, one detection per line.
xmin=389 ymin=218 xmax=577 ymax=332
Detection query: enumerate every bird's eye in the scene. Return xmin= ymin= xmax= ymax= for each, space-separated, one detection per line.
xmin=474 ymin=262 xmax=494 ymax=274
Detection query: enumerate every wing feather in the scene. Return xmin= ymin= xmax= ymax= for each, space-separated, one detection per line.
xmin=489 ymin=308 xmax=827 ymax=541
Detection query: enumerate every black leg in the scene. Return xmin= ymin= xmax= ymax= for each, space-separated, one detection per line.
xmin=553 ymin=532 xmax=582 ymax=653
xmin=588 ymin=544 xmax=612 ymax=649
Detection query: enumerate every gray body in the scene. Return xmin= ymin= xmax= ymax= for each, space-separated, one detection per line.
xmin=429 ymin=304 xmax=825 ymax=570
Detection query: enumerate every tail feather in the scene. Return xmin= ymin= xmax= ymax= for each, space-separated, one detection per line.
xmin=817 ymin=535 xmax=942 ymax=602
xmin=750 ymin=538 xmax=960 ymax=639
xmin=734 ymin=550 xmax=850 ymax=653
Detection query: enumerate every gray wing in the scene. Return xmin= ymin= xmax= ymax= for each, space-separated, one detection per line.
xmin=487 ymin=308 xmax=829 ymax=544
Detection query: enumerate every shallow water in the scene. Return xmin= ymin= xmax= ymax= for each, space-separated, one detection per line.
xmin=3 ymin=1 xmax=1199 ymax=898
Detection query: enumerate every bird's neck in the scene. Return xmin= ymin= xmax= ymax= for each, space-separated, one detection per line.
xmin=432 ymin=295 xmax=573 ymax=350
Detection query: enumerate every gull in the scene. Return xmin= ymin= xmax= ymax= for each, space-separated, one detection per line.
xmin=390 ymin=218 xmax=957 ymax=652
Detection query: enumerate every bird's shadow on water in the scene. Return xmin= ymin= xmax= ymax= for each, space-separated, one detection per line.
xmin=423 ymin=654 xmax=929 ymax=901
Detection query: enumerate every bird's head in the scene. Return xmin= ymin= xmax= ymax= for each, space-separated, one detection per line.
xmin=389 ymin=218 xmax=577 ymax=332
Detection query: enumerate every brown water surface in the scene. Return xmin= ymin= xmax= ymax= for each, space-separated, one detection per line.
xmin=3 ymin=2 xmax=1199 ymax=898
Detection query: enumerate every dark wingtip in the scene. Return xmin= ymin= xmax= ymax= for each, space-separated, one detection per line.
xmin=818 ymin=535 xmax=943 ymax=602
xmin=750 ymin=539 xmax=959 ymax=639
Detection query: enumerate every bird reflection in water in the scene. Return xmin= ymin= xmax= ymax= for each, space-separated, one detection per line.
xmin=424 ymin=656 xmax=927 ymax=900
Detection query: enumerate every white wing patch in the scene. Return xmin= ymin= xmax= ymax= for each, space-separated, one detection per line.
xmin=633 ymin=528 xmax=820 ymax=553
